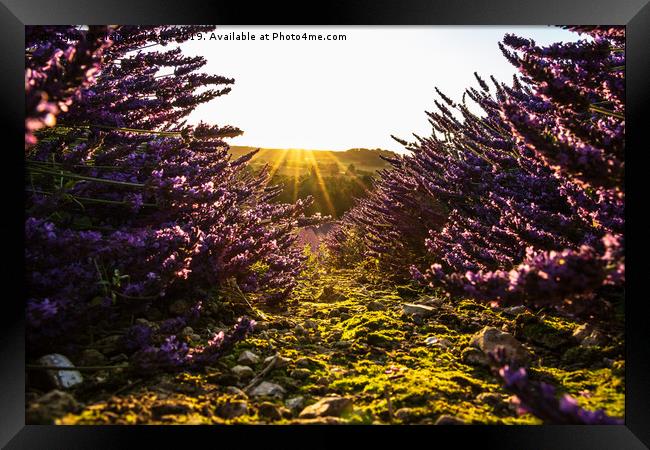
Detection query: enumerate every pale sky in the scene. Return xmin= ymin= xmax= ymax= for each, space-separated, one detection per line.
xmin=181 ymin=26 xmax=582 ymax=153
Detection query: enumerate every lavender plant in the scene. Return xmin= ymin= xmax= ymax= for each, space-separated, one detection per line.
xmin=328 ymin=26 xmax=624 ymax=315
xmin=130 ymin=317 xmax=257 ymax=373
xmin=489 ymin=347 xmax=623 ymax=424
xmin=25 ymin=26 xmax=319 ymax=363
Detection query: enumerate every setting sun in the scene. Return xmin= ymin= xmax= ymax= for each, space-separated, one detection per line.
xmin=182 ymin=26 xmax=582 ymax=153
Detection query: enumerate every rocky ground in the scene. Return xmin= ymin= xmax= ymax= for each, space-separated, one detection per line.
xmin=26 ymin=266 xmax=625 ymax=425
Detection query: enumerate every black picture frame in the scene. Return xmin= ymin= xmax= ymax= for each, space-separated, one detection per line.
xmin=2 ymin=1 xmax=648 ymax=448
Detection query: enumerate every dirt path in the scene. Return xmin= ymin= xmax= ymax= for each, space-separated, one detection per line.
xmin=52 ymin=268 xmax=624 ymax=425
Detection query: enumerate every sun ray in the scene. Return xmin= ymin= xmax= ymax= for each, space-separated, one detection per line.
xmin=304 ymin=150 xmax=336 ymax=217
xmin=292 ymin=149 xmax=302 ymax=203
xmin=321 ymin=150 xmax=369 ymax=192
xmin=267 ymin=148 xmax=291 ymax=182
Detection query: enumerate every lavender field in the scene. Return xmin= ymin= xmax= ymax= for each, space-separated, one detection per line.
xmin=25 ymin=26 xmax=624 ymax=425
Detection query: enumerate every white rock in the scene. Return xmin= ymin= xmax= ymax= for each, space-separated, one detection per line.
xmin=425 ymin=336 xmax=452 ymax=348
xmin=470 ymin=326 xmax=529 ymax=365
xmin=264 ymin=355 xmax=290 ymax=368
xmin=402 ymin=303 xmax=436 ymax=317
xmin=285 ymin=396 xmax=306 ymax=411
xmin=215 ymin=400 xmax=248 ymax=419
xmin=249 ymin=381 xmax=286 ymax=399
xmin=298 ymin=397 xmax=352 ymax=418
xmin=37 ymin=354 xmax=83 ymax=389
xmin=237 ymin=350 xmax=260 ymax=365
xmin=231 ymin=365 xmax=254 ymax=379
xmin=502 ymin=305 xmax=527 ymax=316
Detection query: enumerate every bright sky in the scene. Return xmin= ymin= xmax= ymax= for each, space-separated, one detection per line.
xmin=182 ymin=26 xmax=582 ymax=153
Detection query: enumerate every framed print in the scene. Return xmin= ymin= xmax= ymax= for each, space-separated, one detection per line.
xmin=2 ymin=0 xmax=649 ymax=448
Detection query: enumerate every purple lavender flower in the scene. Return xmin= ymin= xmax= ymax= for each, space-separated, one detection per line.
xmin=489 ymin=347 xmax=623 ymax=425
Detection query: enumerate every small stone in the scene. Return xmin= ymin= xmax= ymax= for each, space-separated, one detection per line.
xmin=294 ymin=324 xmax=307 ymax=335
xmin=279 ymin=406 xmax=293 ymax=419
xmin=502 ymin=305 xmax=527 ymax=316
xmin=180 ymin=326 xmax=194 ymax=338
xmin=476 ymin=392 xmax=503 ymax=406
xmin=420 ymin=297 xmax=444 ymax=307
xmin=572 ymin=324 xmax=607 ymax=347
xmin=78 ymin=349 xmax=107 ymax=367
xmin=264 ymin=355 xmax=290 ymax=368
xmin=92 ymin=335 xmax=123 ymax=355
xmin=402 ymin=303 xmax=436 ymax=317
xmin=285 ymin=396 xmax=305 ymax=412
xmin=470 ymin=326 xmax=529 ymax=365
xmin=581 ymin=330 xmax=607 ymax=347
xmin=461 ymin=347 xmax=490 ymax=367
xmin=333 ymin=341 xmax=352 ymax=349
xmin=367 ymin=301 xmax=386 ymax=311
xmin=295 ymin=357 xmax=313 ymax=368
xmin=395 ymin=407 xmax=418 ymax=422
xmin=434 ymin=414 xmax=465 ymax=425
xmin=231 ymin=365 xmax=254 ymax=379
xmin=37 ymin=354 xmax=83 ymax=389
xmin=225 ymin=386 xmax=248 ymax=398
xmin=572 ymin=324 xmax=591 ymax=342
xmin=238 ymin=350 xmax=260 ymax=365
xmin=258 ymin=402 xmax=282 ymax=421
xmin=169 ymin=299 xmax=188 ymax=316
xmin=290 ymin=368 xmax=312 ymax=380
xmin=424 ymin=336 xmax=452 ymax=348
xmin=304 ymin=319 xmax=318 ymax=329
xmin=249 ymin=381 xmax=286 ymax=399
xmin=151 ymin=400 xmax=191 ymax=418
xmin=215 ymin=399 xmax=248 ymax=419
xmin=298 ymin=397 xmax=353 ymax=418
xmin=291 ymin=417 xmax=345 ymax=425
xmin=26 ymin=390 xmax=80 ymax=424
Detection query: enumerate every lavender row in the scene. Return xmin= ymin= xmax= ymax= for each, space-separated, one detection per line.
xmin=327 ymin=26 xmax=624 ymax=316
xmin=25 ymin=26 xmax=321 ymax=369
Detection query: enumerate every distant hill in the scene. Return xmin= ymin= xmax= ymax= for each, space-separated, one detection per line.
xmin=227 ymin=146 xmax=399 ymax=218
xmin=229 ymin=146 xmax=397 ymax=174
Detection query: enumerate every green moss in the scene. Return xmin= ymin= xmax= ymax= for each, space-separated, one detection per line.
xmin=521 ymin=322 xmax=569 ymax=349
xmin=54 ymin=267 xmax=624 ymax=426
xmin=531 ymin=366 xmax=624 ymax=418
xmin=367 ymin=331 xmax=402 ymax=348
xmin=561 ymin=345 xmax=607 ymax=366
